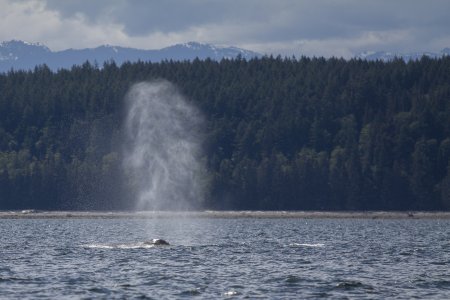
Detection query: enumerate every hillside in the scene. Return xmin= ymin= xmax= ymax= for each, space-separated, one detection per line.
xmin=0 ymin=56 xmax=449 ymax=210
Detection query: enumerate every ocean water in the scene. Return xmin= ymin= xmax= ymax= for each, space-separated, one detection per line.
xmin=1 ymin=216 xmax=449 ymax=299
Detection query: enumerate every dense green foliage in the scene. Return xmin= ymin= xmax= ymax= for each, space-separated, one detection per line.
xmin=1 ymin=56 xmax=450 ymax=210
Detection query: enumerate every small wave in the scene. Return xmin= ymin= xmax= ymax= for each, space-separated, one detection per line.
xmin=290 ymin=243 xmax=324 ymax=247
xmin=334 ymin=280 xmax=374 ymax=291
xmin=285 ymin=275 xmax=302 ymax=284
xmin=0 ymin=277 xmax=27 ymax=283
xmin=179 ymin=288 xmax=202 ymax=296
xmin=224 ymin=290 xmax=240 ymax=296
xmin=82 ymin=243 xmax=155 ymax=249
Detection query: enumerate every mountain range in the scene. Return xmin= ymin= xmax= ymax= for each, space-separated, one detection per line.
xmin=1 ymin=40 xmax=450 ymax=72
xmin=0 ymin=40 xmax=260 ymax=72
xmin=356 ymin=48 xmax=450 ymax=62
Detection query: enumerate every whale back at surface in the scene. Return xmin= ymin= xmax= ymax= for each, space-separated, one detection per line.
xmin=143 ymin=239 xmax=170 ymax=246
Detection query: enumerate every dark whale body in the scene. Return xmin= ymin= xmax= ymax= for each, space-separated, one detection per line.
xmin=144 ymin=239 xmax=170 ymax=246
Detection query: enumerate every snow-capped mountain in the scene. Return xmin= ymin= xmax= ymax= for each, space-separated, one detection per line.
xmin=0 ymin=40 xmax=260 ymax=72
xmin=356 ymin=48 xmax=450 ymax=62
xmin=159 ymin=42 xmax=259 ymax=61
xmin=2 ymin=40 xmax=448 ymax=72
xmin=0 ymin=40 xmax=53 ymax=70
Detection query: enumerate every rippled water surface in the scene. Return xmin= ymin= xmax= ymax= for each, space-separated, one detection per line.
xmin=1 ymin=217 xmax=450 ymax=299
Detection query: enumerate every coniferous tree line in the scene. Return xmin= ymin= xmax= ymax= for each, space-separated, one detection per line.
xmin=0 ymin=56 xmax=449 ymax=210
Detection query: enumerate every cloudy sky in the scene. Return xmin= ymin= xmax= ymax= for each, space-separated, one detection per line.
xmin=1 ymin=0 xmax=449 ymax=57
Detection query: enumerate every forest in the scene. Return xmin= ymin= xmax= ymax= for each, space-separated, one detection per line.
xmin=0 ymin=55 xmax=449 ymax=210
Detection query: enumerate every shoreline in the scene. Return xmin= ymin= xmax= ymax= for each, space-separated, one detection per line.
xmin=1 ymin=210 xmax=450 ymax=219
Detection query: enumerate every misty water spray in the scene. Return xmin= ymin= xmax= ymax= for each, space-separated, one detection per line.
xmin=124 ymin=80 xmax=206 ymax=210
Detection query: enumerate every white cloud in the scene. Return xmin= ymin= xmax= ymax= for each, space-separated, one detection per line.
xmin=241 ymin=30 xmax=415 ymax=58
xmin=0 ymin=0 xmax=59 ymax=43
xmin=0 ymin=0 xmax=113 ymax=50
xmin=0 ymin=0 xmax=249 ymax=51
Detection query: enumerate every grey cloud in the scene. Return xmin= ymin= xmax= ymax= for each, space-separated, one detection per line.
xmin=44 ymin=0 xmax=450 ymax=38
xmin=44 ymin=0 xmax=268 ymax=34
xmin=44 ymin=0 xmax=114 ymax=20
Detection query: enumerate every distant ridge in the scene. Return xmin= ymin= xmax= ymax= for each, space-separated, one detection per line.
xmin=356 ymin=48 xmax=450 ymax=62
xmin=0 ymin=40 xmax=261 ymax=72
xmin=2 ymin=40 xmax=449 ymax=72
